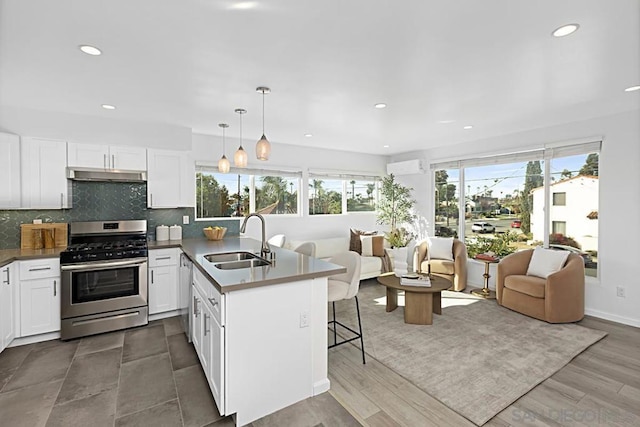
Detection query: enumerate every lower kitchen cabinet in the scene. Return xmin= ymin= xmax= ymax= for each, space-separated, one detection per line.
xmin=1 ymin=263 xmax=16 ymax=351
xmin=19 ymin=258 xmax=61 ymax=337
xmin=148 ymin=248 xmax=179 ymax=315
xmin=192 ymin=278 xmax=225 ymax=415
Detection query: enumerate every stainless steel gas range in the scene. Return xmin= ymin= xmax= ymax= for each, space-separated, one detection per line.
xmin=60 ymin=220 xmax=149 ymax=340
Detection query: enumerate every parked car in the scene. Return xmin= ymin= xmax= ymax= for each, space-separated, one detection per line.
xmin=435 ymin=225 xmax=457 ymax=238
xmin=511 ymin=219 xmax=522 ymax=228
xmin=549 ymin=244 xmax=596 ymax=268
xmin=471 ymin=222 xmax=495 ymax=233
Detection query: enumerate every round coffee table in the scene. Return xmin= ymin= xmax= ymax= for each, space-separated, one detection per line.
xmin=376 ymin=273 xmax=451 ymax=325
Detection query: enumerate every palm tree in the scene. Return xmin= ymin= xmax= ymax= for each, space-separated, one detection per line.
xmin=366 ymin=183 xmax=375 ymax=205
xmin=309 ymin=179 xmax=324 ymax=214
xmin=259 ymin=176 xmax=288 ymax=213
xmin=350 ymin=180 xmax=356 ymax=199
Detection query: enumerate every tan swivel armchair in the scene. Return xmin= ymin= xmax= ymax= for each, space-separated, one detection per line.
xmin=496 ymin=249 xmax=585 ymax=323
xmin=414 ymin=239 xmax=467 ymax=292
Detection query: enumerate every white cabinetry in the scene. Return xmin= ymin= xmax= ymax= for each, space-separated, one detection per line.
xmin=1 ymin=263 xmax=16 ymax=352
xmin=147 ymin=149 xmax=195 ymax=208
xmin=19 ymin=258 xmax=61 ymax=337
xmin=68 ymin=143 xmax=147 ymax=170
xmin=192 ymin=267 xmax=225 ymax=414
xmin=148 ymin=248 xmax=179 ymax=315
xmin=0 ymin=133 xmax=21 ymax=209
xmin=20 ymin=137 xmax=70 ymax=209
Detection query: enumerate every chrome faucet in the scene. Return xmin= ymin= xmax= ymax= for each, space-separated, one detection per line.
xmin=240 ymin=213 xmax=271 ymax=257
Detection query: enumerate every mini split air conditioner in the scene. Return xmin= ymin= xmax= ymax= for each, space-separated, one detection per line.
xmin=386 ymin=159 xmax=425 ymax=176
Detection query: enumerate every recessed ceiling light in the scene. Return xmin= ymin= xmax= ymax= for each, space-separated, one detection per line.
xmin=624 ymin=85 xmax=640 ymax=92
xmin=552 ymin=24 xmax=580 ymax=37
xmin=383 ymin=145 xmax=390 ymax=148
xmin=374 ymin=103 xmax=387 ymax=109
xmin=437 ymin=120 xmax=455 ymax=124
xmin=101 ymin=104 xmax=116 ymax=110
xmin=228 ymin=1 xmax=257 ymax=10
xmin=79 ymin=45 xmax=102 ymax=55
xmin=304 ymin=134 xmax=313 ymax=138
xmin=463 ymin=125 xmax=473 ymax=130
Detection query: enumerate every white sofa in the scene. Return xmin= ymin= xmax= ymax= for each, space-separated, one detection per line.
xmin=284 ymin=236 xmax=384 ymax=281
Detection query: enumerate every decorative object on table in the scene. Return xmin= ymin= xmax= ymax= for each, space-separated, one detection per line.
xmin=400 ymin=273 xmax=431 ymax=287
xmin=497 ymin=248 xmax=585 ymax=323
xmin=414 ymin=238 xmax=468 ymax=291
xmin=255 ymin=86 xmax=272 ymax=161
xmin=156 ymin=225 xmax=169 ymax=241
xmin=169 ymin=224 xmax=182 ymax=240
xmin=20 ymin=223 xmax=68 ymax=249
xmin=470 ymin=252 xmax=500 ymax=299
xmin=203 ymin=226 xmax=227 ymax=240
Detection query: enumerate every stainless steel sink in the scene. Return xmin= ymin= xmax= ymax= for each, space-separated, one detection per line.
xmin=204 ymin=251 xmax=261 ymax=263
xmin=214 ymin=258 xmax=271 ymax=270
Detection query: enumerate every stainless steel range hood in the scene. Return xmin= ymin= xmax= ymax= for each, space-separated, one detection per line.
xmin=66 ymin=167 xmax=147 ymax=182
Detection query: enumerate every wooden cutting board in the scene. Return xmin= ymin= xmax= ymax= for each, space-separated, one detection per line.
xmin=20 ymin=223 xmax=68 ymax=249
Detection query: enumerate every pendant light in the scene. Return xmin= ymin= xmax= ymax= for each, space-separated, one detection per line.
xmin=234 ymin=108 xmax=248 ymax=168
xmin=255 ymin=86 xmax=271 ymax=161
xmin=217 ymin=123 xmax=230 ymax=173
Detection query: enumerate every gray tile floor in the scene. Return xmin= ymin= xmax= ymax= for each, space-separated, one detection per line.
xmin=0 ymin=317 xmax=360 ymax=427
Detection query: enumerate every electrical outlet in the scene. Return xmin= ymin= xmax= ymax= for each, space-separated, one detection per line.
xmin=300 ymin=311 xmax=309 ymax=328
xmin=616 ymin=286 xmax=625 ymax=298
xmin=182 ymin=215 xmax=190 ymax=225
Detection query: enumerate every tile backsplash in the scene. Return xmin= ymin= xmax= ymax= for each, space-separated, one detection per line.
xmin=0 ymin=181 xmax=238 ymax=249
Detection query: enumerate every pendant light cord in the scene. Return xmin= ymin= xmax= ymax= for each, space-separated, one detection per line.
xmin=262 ymin=90 xmax=265 ymax=134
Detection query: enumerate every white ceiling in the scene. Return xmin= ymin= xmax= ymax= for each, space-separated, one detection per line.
xmin=1 ymin=0 xmax=638 ymax=155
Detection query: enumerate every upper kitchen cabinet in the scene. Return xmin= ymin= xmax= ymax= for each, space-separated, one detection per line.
xmin=0 ymin=132 xmax=21 ymax=208
xmin=147 ymin=149 xmax=195 ymax=208
xmin=68 ymin=143 xmax=147 ymax=171
xmin=21 ymin=137 xmax=70 ymax=209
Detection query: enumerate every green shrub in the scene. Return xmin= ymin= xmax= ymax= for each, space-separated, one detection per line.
xmin=465 ymin=232 xmax=519 ymax=258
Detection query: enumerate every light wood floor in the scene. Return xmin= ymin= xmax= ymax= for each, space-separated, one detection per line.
xmin=328 ymin=315 xmax=640 ymax=426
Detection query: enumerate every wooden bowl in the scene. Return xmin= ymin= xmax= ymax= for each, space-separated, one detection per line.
xmin=203 ymin=227 xmax=227 ymax=241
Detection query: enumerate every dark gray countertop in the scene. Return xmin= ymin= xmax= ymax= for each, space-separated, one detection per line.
xmin=153 ymin=237 xmax=345 ymax=293
xmin=1 ymin=237 xmax=345 ymax=293
xmin=0 ymin=247 xmax=65 ymax=268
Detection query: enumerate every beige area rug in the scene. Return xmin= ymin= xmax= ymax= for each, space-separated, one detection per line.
xmin=332 ymin=280 xmax=607 ymax=426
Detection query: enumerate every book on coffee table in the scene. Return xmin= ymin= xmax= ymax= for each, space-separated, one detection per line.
xmin=400 ymin=274 xmax=431 ymax=287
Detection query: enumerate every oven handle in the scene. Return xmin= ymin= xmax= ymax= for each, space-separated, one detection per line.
xmin=61 ymin=259 xmax=147 ymax=272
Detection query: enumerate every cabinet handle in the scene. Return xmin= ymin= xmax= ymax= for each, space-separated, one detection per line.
xmin=2 ymin=267 xmax=9 ymax=285
xmin=53 ymin=279 xmax=57 ymax=297
xmin=194 ymin=296 xmax=200 ymax=317
xmin=155 ymin=256 xmax=171 ymax=261
xmin=150 ymin=193 xmax=153 ymax=207
xmin=151 ymin=270 xmax=154 ymax=284
xmin=204 ymin=313 xmax=209 ymax=336
xmin=112 ymin=154 xmax=115 ymax=169
xmin=208 ymin=297 xmax=218 ymax=307
xmin=60 ymin=193 xmax=64 ymax=209
xmin=104 ymin=154 xmax=107 ymax=169
xmin=29 ymin=266 xmax=51 ymax=272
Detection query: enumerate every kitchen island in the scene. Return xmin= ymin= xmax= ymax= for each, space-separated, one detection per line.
xmin=152 ymin=237 xmax=345 ymax=426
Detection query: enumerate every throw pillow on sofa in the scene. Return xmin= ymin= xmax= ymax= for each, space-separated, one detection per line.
xmin=349 ymin=228 xmax=377 ymax=254
xmin=360 ymin=235 xmax=385 ymax=257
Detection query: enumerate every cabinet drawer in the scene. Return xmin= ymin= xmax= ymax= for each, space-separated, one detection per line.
xmin=149 ymin=248 xmax=179 ymax=267
xmin=193 ymin=267 xmax=224 ymax=326
xmin=19 ymin=258 xmax=60 ymax=280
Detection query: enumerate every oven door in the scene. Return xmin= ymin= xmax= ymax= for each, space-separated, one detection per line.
xmin=61 ymin=258 xmax=148 ymax=319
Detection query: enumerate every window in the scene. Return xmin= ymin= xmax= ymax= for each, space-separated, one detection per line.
xmin=552 ymin=221 xmax=567 ymax=235
xmin=548 ymin=152 xmax=599 ymax=276
xmin=347 ymin=179 xmax=378 ymax=212
xmin=254 ymin=175 xmax=299 ymax=215
xmin=431 ymin=141 xmax=600 ymax=278
xmin=308 ymin=178 xmax=343 ymax=215
xmin=308 ymin=173 xmax=380 ymax=215
xmin=552 ymin=192 xmax=566 ymax=206
xmin=433 ymin=169 xmax=459 ymax=237
xmin=196 ymin=167 xmax=301 ymax=219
